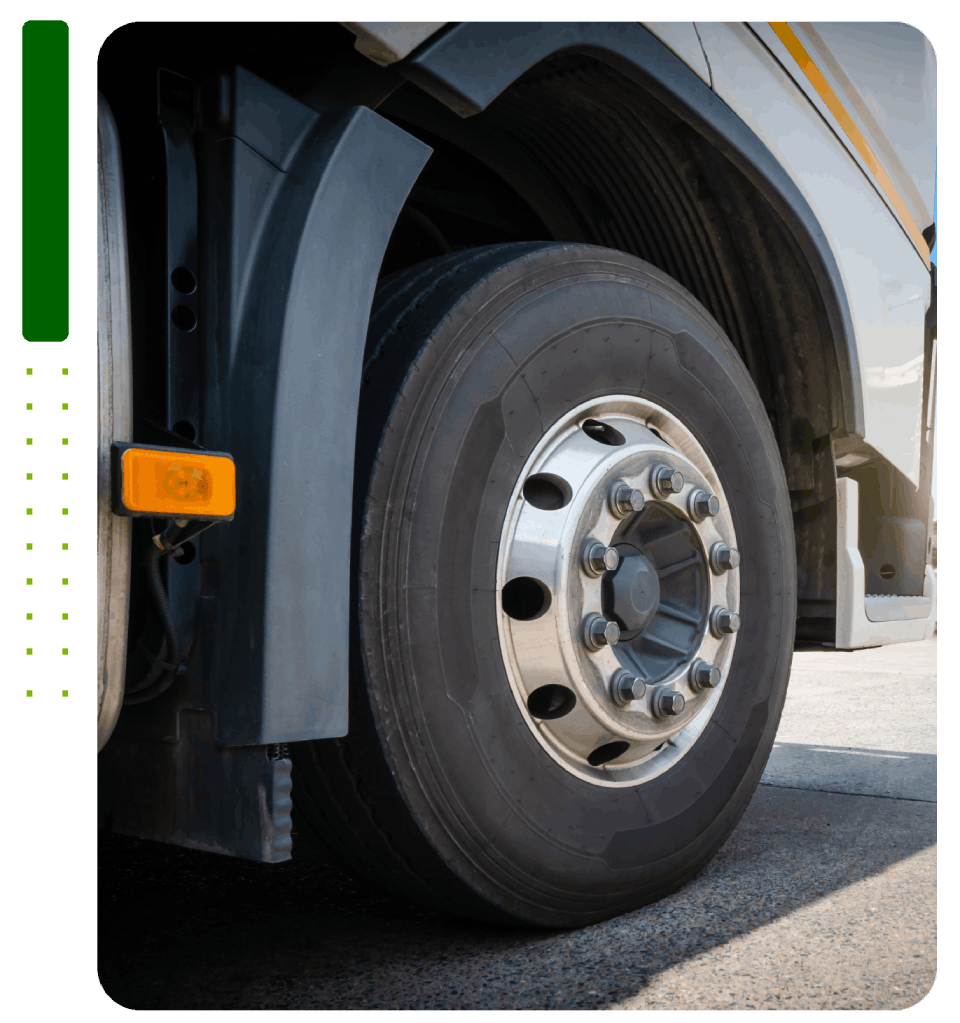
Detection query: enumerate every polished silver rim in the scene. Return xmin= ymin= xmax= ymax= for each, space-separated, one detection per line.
xmin=496 ymin=396 xmax=740 ymax=787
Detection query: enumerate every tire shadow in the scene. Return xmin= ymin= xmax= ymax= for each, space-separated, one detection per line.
xmin=98 ymin=785 xmax=935 ymax=1009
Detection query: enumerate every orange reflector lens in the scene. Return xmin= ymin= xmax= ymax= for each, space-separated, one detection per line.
xmin=121 ymin=447 xmax=236 ymax=518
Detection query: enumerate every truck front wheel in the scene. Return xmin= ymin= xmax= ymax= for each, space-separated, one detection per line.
xmin=292 ymin=242 xmax=795 ymax=926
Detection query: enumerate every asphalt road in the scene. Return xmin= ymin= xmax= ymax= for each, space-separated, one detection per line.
xmin=98 ymin=639 xmax=937 ymax=1010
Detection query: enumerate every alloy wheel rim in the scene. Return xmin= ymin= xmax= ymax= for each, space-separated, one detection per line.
xmin=496 ymin=395 xmax=740 ymax=787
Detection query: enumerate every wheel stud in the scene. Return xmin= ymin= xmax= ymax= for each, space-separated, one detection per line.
xmin=689 ymin=488 xmax=720 ymax=521
xmin=689 ymin=659 xmax=721 ymax=690
xmin=656 ymin=689 xmax=685 ymax=717
xmin=609 ymin=480 xmax=644 ymax=518
xmin=653 ymin=464 xmax=684 ymax=497
xmin=612 ymin=669 xmax=645 ymax=703
xmin=583 ymin=541 xmax=620 ymax=577
xmin=710 ymin=542 xmax=741 ymax=573
xmin=583 ymin=613 xmax=620 ymax=650
xmin=710 ymin=606 xmax=741 ymax=637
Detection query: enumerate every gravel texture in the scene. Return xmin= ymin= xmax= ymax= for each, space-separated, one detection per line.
xmin=99 ymin=639 xmax=937 ymax=1009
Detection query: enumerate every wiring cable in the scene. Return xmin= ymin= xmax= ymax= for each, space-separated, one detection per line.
xmin=122 ymin=520 xmax=215 ymax=706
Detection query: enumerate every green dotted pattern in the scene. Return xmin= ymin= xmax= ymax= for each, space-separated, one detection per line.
xmin=26 ymin=368 xmax=68 ymax=695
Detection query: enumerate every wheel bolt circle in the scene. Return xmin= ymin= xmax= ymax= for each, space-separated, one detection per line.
xmin=710 ymin=542 xmax=741 ymax=573
xmin=710 ymin=606 xmax=741 ymax=637
xmin=689 ymin=488 xmax=720 ymax=521
xmin=612 ymin=669 xmax=646 ymax=702
xmin=657 ymin=689 xmax=685 ymax=717
xmin=654 ymin=464 xmax=684 ymax=497
xmin=690 ymin=659 xmax=721 ymax=690
xmin=610 ymin=481 xmax=644 ymax=518
xmin=583 ymin=613 xmax=620 ymax=650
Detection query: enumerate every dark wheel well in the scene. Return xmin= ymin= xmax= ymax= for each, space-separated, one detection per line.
xmin=373 ymin=54 xmax=840 ymax=625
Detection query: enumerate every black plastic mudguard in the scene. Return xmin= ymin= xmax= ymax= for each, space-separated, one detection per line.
xmin=196 ymin=69 xmax=431 ymax=745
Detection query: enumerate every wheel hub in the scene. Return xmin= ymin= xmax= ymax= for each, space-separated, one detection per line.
xmin=496 ymin=396 xmax=740 ymax=787
xmin=606 ymin=547 xmax=660 ymax=638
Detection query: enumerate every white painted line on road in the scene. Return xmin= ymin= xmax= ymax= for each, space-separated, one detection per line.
xmin=773 ymin=743 xmax=911 ymax=759
xmin=807 ymin=749 xmax=909 ymax=759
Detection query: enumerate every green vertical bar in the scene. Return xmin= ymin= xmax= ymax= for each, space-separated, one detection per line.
xmin=23 ymin=21 xmax=68 ymax=342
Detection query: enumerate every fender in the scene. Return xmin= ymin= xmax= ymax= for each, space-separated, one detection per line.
xmin=395 ymin=21 xmax=865 ymax=439
xmin=198 ymin=70 xmax=431 ymax=744
xmin=106 ymin=65 xmax=431 ymax=752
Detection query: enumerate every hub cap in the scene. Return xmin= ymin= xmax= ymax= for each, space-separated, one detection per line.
xmin=496 ymin=396 xmax=740 ymax=786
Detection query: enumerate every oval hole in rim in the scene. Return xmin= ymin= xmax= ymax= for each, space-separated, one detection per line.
xmin=582 ymin=418 xmax=626 ymax=446
xmin=587 ymin=740 xmax=631 ymax=767
xmin=502 ymin=577 xmax=551 ymax=621
xmin=522 ymin=473 xmax=571 ymax=510
xmin=527 ymin=684 xmax=576 ymax=720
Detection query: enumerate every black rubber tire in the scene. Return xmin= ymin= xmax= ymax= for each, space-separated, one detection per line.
xmin=291 ymin=242 xmax=796 ymax=927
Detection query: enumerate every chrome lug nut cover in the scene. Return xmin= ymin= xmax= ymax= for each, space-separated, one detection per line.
xmin=689 ymin=659 xmax=721 ymax=690
xmin=710 ymin=606 xmax=741 ymax=636
xmin=653 ymin=464 xmax=684 ymax=497
xmin=612 ymin=669 xmax=646 ymax=703
xmin=710 ymin=542 xmax=741 ymax=573
xmin=583 ymin=540 xmax=620 ymax=577
xmin=583 ymin=614 xmax=620 ymax=650
xmin=609 ymin=480 xmax=645 ymax=518
xmin=689 ymin=488 xmax=721 ymax=521
xmin=656 ymin=689 xmax=686 ymax=717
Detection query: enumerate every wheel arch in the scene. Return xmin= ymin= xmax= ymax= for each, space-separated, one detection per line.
xmin=374 ymin=27 xmax=857 ymax=614
xmin=390 ymin=23 xmax=863 ymax=443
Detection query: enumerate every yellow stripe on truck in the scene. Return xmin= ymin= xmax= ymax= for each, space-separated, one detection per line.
xmin=769 ymin=22 xmax=930 ymax=268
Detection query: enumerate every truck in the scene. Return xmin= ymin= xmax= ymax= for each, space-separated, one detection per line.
xmin=97 ymin=21 xmax=937 ymax=928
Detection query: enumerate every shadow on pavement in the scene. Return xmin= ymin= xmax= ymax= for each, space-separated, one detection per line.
xmin=98 ymin=784 xmax=935 ymax=1009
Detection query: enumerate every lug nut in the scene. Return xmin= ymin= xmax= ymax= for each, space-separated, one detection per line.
xmin=710 ymin=606 xmax=741 ymax=637
xmin=612 ymin=669 xmax=646 ymax=703
xmin=609 ymin=480 xmax=644 ymax=518
xmin=583 ymin=541 xmax=620 ymax=577
xmin=653 ymin=464 xmax=684 ymax=497
xmin=657 ymin=689 xmax=685 ymax=717
xmin=583 ymin=614 xmax=620 ymax=651
xmin=689 ymin=659 xmax=721 ymax=690
xmin=689 ymin=489 xmax=720 ymax=521
xmin=710 ymin=543 xmax=741 ymax=573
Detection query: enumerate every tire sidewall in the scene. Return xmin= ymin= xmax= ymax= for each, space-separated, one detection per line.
xmin=359 ymin=245 xmax=795 ymax=924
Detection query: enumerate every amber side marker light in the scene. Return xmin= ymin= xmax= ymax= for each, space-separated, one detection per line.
xmin=111 ymin=442 xmax=236 ymax=520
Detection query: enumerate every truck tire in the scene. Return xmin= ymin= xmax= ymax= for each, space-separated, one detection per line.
xmin=291 ymin=242 xmax=796 ymax=927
